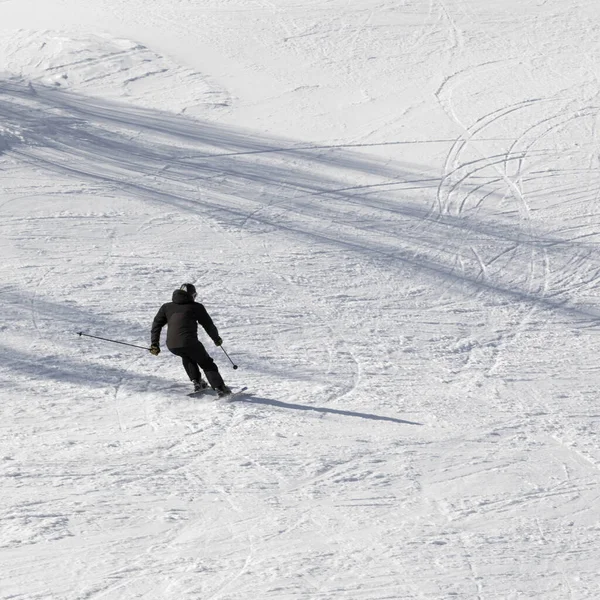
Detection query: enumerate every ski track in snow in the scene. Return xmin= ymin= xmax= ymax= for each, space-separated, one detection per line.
xmin=1 ymin=0 xmax=600 ymax=598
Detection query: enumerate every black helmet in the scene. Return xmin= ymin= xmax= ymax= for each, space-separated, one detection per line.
xmin=180 ymin=283 xmax=197 ymax=298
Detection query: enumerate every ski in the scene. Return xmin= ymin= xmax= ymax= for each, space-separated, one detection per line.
xmin=219 ymin=386 xmax=248 ymax=401
xmin=187 ymin=386 xmax=247 ymax=399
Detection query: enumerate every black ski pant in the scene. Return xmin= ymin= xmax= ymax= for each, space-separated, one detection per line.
xmin=169 ymin=341 xmax=224 ymax=389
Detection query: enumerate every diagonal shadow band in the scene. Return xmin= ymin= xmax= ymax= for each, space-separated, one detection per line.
xmin=233 ymin=394 xmax=423 ymax=426
xmin=3 ymin=77 xmax=600 ymax=326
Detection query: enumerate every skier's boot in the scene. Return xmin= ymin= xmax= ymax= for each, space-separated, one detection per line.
xmin=215 ymin=385 xmax=232 ymax=397
xmin=193 ymin=379 xmax=209 ymax=393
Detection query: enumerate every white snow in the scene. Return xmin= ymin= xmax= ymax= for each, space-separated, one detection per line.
xmin=1 ymin=1 xmax=600 ymax=598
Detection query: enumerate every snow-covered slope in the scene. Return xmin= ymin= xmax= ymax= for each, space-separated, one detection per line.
xmin=1 ymin=1 xmax=600 ymax=598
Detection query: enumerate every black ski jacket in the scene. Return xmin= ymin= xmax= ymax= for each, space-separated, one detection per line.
xmin=151 ymin=289 xmax=220 ymax=349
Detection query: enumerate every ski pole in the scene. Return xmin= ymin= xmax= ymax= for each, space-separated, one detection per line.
xmin=77 ymin=331 xmax=150 ymax=351
xmin=220 ymin=345 xmax=239 ymax=369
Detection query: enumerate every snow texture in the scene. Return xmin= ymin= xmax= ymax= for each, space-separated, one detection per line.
xmin=1 ymin=0 xmax=600 ymax=598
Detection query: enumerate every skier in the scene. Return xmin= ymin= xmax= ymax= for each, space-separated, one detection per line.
xmin=149 ymin=283 xmax=232 ymax=396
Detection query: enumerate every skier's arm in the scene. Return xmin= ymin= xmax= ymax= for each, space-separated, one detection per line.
xmin=150 ymin=305 xmax=167 ymax=346
xmin=195 ymin=304 xmax=221 ymax=344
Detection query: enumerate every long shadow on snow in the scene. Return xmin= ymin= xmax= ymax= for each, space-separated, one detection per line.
xmin=0 ymin=78 xmax=431 ymax=181
xmin=2 ymin=288 xmax=147 ymax=340
xmin=2 ymin=78 xmax=600 ymax=325
xmin=234 ymin=394 xmax=423 ymax=426
xmin=3 ymin=76 xmax=595 ymax=246
xmin=0 ymin=340 xmax=182 ymax=393
xmin=0 ymin=79 xmax=583 ymax=238
xmin=0 ymin=288 xmax=180 ymax=392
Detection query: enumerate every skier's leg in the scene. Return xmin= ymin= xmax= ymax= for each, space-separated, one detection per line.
xmin=169 ymin=347 xmax=201 ymax=381
xmin=187 ymin=342 xmax=225 ymax=389
xmin=181 ymin=355 xmax=201 ymax=381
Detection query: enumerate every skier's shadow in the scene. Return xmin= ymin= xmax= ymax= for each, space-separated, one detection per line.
xmin=233 ymin=394 xmax=423 ymax=426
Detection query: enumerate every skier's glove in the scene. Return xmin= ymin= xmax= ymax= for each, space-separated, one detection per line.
xmin=214 ymin=337 xmax=223 ymax=346
xmin=149 ymin=344 xmax=160 ymax=356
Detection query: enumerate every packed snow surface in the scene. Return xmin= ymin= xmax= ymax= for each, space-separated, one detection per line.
xmin=1 ymin=1 xmax=600 ymax=598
